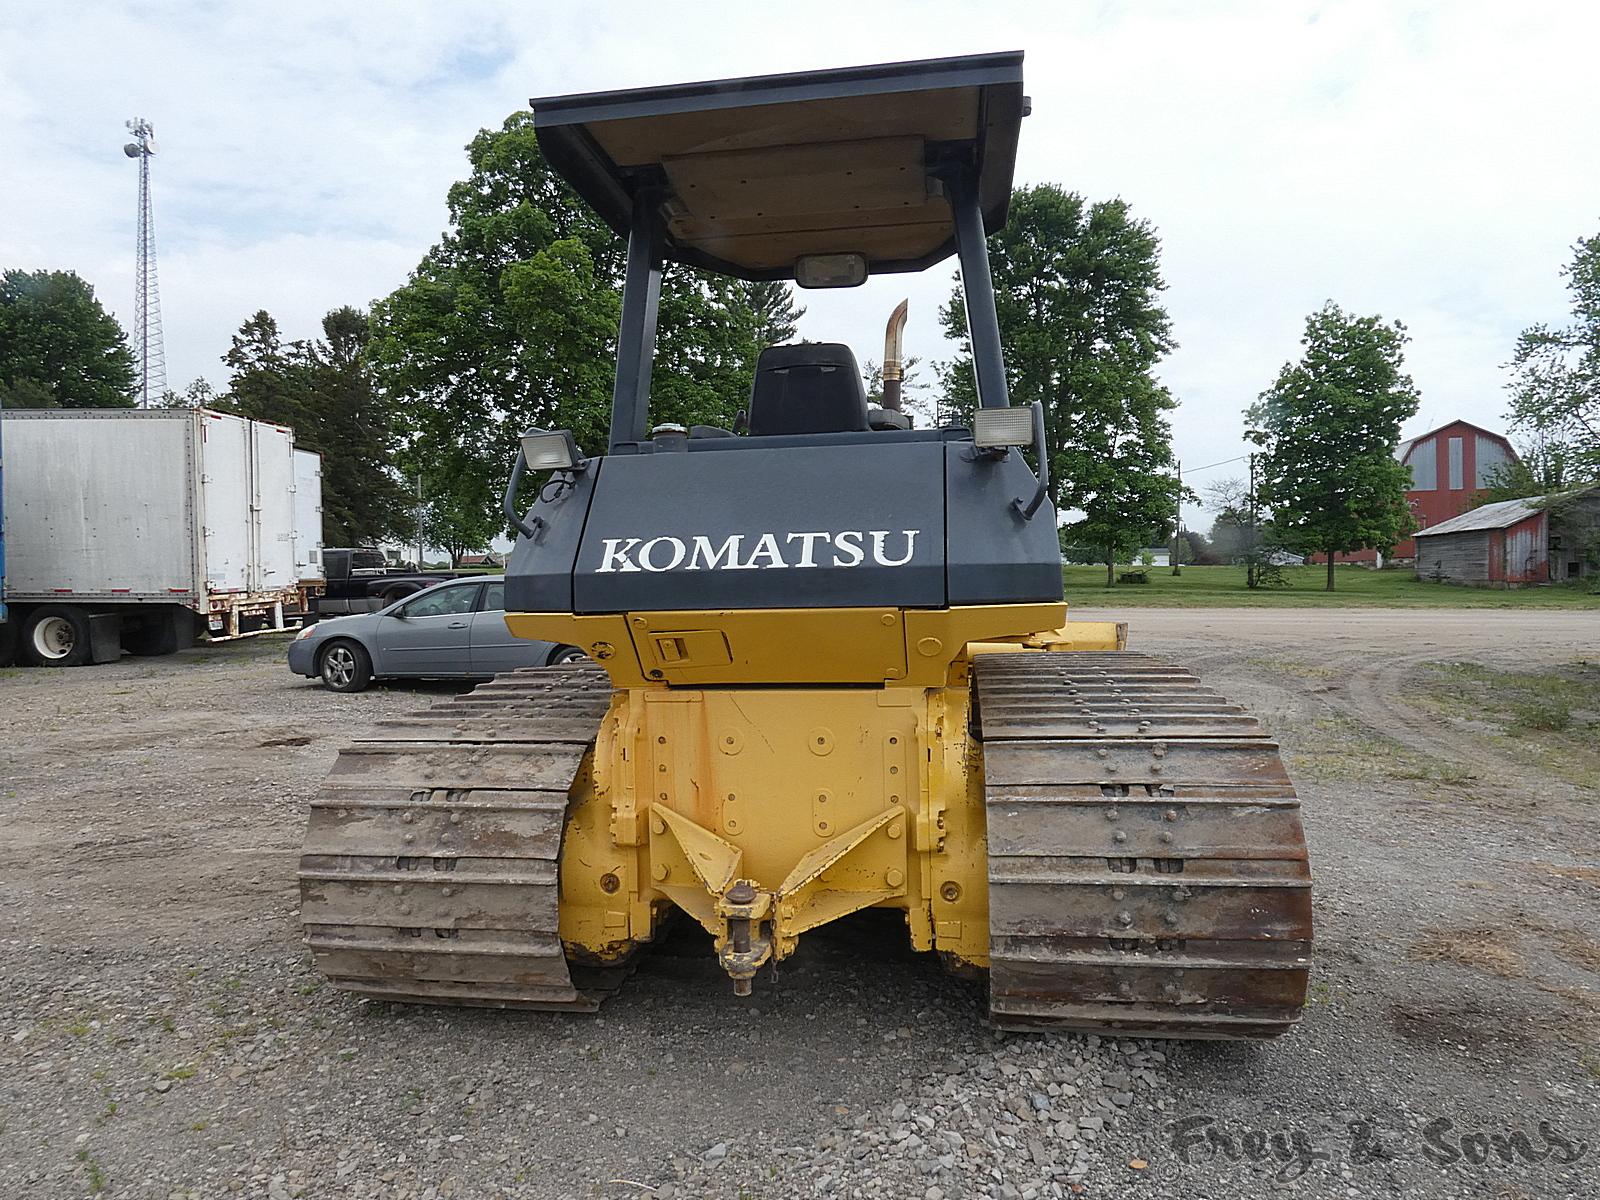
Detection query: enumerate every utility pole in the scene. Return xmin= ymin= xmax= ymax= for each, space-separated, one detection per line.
xmin=122 ymin=119 xmax=165 ymax=407
xmin=414 ymin=472 xmax=425 ymax=569
xmin=1170 ymin=458 xmax=1183 ymax=575
xmin=1246 ymin=452 xmax=1259 ymax=589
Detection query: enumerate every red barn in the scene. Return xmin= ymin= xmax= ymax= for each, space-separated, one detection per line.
xmin=1393 ymin=420 xmax=1518 ymax=558
xmin=1309 ymin=419 xmax=1519 ymax=565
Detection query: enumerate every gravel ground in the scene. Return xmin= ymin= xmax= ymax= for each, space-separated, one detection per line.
xmin=1 ymin=608 xmax=1596 ymax=1199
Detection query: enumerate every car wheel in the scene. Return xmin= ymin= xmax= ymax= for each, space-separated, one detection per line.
xmin=318 ymin=639 xmax=373 ymax=693
xmin=547 ymin=644 xmax=588 ymax=666
xmin=21 ymin=607 xmax=93 ymax=668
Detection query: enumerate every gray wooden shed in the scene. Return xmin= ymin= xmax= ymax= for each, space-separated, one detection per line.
xmin=1414 ymin=487 xmax=1600 ymax=586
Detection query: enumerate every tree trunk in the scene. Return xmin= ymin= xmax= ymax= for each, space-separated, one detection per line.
xmin=1325 ymin=548 xmax=1336 ymax=592
xmin=1105 ymin=553 xmax=1115 ymax=588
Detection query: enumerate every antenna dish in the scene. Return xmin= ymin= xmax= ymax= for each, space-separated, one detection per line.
xmin=124 ymin=143 xmax=141 ymax=157
xmin=146 ymin=138 xmax=158 ymax=154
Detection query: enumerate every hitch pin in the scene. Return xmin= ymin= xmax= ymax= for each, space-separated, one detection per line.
xmin=726 ymin=880 xmax=758 ymax=996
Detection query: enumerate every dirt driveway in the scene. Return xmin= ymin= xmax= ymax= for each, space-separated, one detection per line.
xmin=1 ymin=608 xmax=1596 ymax=1199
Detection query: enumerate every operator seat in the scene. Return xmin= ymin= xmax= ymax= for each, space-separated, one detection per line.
xmin=747 ymin=343 xmax=871 ymax=436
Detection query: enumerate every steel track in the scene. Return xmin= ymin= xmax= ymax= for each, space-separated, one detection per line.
xmin=300 ymin=652 xmax=1311 ymax=1035
xmin=974 ymin=651 xmax=1312 ymax=1038
xmin=298 ymin=665 xmax=622 ymax=1010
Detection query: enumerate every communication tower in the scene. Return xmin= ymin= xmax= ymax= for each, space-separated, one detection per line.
xmin=123 ymin=118 xmax=165 ymax=406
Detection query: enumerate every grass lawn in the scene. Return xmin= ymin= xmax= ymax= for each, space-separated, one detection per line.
xmin=1062 ymin=564 xmax=1600 ymax=608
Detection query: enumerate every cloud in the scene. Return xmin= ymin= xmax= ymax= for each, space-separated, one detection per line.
xmin=2 ymin=0 xmax=1596 ymax=527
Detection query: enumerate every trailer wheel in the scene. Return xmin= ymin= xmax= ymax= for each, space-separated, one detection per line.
xmin=318 ymin=639 xmax=373 ymax=693
xmin=0 ymin=619 xmax=17 ymax=668
xmin=21 ymin=607 xmax=94 ymax=668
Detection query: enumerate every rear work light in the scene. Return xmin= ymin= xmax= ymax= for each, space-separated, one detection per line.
xmin=519 ymin=428 xmax=584 ymax=471
xmin=506 ymin=428 xmax=589 ymax=540
xmin=970 ymin=401 xmax=1050 ymax=521
xmin=972 ymin=406 xmax=1037 ymax=449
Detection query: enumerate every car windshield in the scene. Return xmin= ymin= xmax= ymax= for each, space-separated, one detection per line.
xmin=401 ymin=583 xmax=479 ymax=618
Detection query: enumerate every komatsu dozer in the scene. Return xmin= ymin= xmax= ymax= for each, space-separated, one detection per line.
xmin=299 ymin=52 xmax=1312 ymax=1037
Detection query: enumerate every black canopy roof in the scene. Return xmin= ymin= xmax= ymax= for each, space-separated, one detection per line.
xmin=530 ymin=52 xmax=1026 ymax=281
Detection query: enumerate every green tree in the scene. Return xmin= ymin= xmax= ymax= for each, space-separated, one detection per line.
xmin=1205 ymin=477 xmax=1260 ymax=568
xmin=0 ymin=269 xmax=136 ymax=407
xmin=157 ymin=378 xmax=219 ymax=409
xmin=1178 ymin=528 xmax=1216 ymax=565
xmin=1248 ymin=303 xmax=1419 ymax=590
xmin=937 ymin=186 xmax=1184 ymax=585
xmin=418 ymin=446 xmax=502 ymax=566
xmin=1506 ymin=231 xmax=1600 ymax=479
xmin=369 ymin=114 xmax=804 ymax=545
xmin=742 ymin=279 xmax=806 ymax=348
xmin=223 ymin=310 xmax=302 ymax=423
xmin=368 ymin=115 xmax=621 ymax=499
xmin=1203 ymin=472 xmax=1295 ymax=585
xmin=651 ymin=274 xmax=803 ymax=431
xmin=220 ymin=307 xmax=409 ymax=546
xmin=306 ymin=307 xmax=412 ymax=546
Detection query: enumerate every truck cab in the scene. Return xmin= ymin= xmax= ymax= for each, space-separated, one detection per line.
xmin=312 ymin=547 xmax=464 ymax=618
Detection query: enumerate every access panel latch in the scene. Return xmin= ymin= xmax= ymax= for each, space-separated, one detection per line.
xmin=647 ymin=629 xmax=734 ymax=670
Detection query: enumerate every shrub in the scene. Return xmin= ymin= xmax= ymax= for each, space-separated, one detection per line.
xmin=1510 ymin=699 xmax=1572 ymax=732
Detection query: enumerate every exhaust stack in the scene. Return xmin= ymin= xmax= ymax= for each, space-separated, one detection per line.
xmin=881 ymin=299 xmax=909 ymax=411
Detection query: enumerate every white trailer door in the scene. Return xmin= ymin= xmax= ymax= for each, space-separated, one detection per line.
xmin=197 ymin=412 xmax=251 ymax=593
xmin=292 ymin=449 xmax=324 ymax=581
xmin=250 ymin=421 xmax=297 ymax=592
xmin=0 ymin=411 xmax=197 ymax=598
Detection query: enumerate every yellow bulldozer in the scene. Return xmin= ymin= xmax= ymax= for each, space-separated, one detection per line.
xmin=299 ymin=52 xmax=1312 ymax=1038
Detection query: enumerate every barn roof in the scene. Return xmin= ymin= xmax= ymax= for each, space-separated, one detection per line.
xmin=1413 ymin=497 xmax=1542 ymax=537
xmin=1395 ymin=419 xmax=1516 ymax=464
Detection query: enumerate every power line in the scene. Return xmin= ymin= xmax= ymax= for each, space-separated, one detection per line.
xmin=1184 ymin=452 xmax=1251 ymax=475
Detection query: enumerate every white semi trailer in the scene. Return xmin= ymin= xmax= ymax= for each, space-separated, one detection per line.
xmin=0 ymin=408 xmax=319 ymax=667
xmin=292 ymin=447 xmax=325 ymax=590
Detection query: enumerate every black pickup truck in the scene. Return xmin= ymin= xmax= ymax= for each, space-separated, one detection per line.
xmin=310 ymin=547 xmax=469 ymax=619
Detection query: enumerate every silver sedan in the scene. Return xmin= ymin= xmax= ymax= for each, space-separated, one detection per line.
xmin=287 ymin=575 xmax=584 ymax=692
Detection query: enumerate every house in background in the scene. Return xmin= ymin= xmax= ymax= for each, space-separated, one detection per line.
xmin=1309 ymin=419 xmax=1519 ymax=566
xmin=1414 ymin=486 xmax=1600 ymax=586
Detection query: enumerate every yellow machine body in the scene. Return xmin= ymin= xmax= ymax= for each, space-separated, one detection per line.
xmin=506 ymin=603 xmax=1125 ymax=988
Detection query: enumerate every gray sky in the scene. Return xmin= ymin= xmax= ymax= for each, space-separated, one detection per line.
xmin=3 ymin=1 xmax=1596 ymax=524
